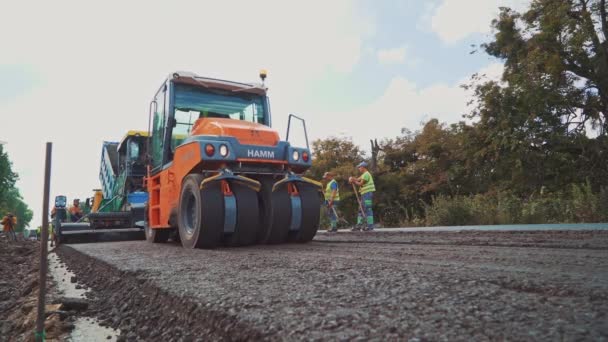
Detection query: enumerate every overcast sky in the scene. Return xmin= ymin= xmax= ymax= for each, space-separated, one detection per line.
xmin=0 ymin=0 xmax=528 ymax=227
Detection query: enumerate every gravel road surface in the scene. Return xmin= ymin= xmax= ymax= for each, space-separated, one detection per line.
xmin=61 ymin=230 xmax=608 ymax=341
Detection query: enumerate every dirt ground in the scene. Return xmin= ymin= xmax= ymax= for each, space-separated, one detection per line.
xmin=0 ymin=237 xmax=74 ymax=341
xmin=55 ymin=230 xmax=608 ymax=341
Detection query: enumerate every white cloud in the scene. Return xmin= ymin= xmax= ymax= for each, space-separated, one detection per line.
xmin=0 ymin=0 xmax=374 ymax=227
xmin=474 ymin=62 xmax=504 ymax=83
xmin=310 ymin=62 xmax=504 ymax=149
xmin=377 ymin=47 xmax=407 ymax=65
xmin=430 ymin=0 xmax=530 ymax=44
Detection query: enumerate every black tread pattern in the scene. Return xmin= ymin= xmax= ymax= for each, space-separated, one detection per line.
xmin=224 ymin=183 xmax=259 ymax=246
xmin=198 ymin=180 xmax=224 ymax=248
xmin=146 ymin=225 xmax=170 ymax=243
xmin=256 ymin=177 xmax=275 ymax=243
xmin=266 ymin=183 xmax=291 ymax=244
xmin=291 ymin=182 xmax=322 ymax=243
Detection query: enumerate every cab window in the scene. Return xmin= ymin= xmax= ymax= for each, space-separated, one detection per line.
xmin=151 ymin=86 xmax=166 ymax=168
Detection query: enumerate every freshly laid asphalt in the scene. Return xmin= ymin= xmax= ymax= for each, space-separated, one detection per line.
xmin=60 ymin=229 xmax=608 ymax=341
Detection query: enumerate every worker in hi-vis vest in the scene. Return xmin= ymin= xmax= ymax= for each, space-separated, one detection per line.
xmin=69 ymin=199 xmax=83 ymax=222
xmin=349 ymin=161 xmax=376 ymax=231
xmin=323 ymin=172 xmax=340 ymax=232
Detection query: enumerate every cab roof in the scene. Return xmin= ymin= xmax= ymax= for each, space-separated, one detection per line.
xmin=169 ymin=71 xmax=267 ymax=96
xmin=118 ymin=130 xmax=149 ymax=153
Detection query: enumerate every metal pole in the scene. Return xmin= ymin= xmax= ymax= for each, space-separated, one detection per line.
xmin=35 ymin=142 xmax=52 ymax=342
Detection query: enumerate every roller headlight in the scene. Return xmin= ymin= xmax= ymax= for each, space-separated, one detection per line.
xmin=292 ymin=150 xmax=300 ymax=161
xmin=219 ymin=144 xmax=229 ymax=157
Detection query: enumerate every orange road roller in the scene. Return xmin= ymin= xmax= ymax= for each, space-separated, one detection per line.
xmin=144 ymin=71 xmax=322 ymax=248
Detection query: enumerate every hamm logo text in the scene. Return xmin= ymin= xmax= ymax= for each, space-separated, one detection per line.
xmin=247 ymin=149 xmax=275 ymax=159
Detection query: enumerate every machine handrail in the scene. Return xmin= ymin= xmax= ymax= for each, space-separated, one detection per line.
xmin=285 ymin=114 xmax=310 ymax=149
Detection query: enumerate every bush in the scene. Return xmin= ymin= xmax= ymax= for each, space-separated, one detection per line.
xmin=424 ymin=195 xmax=475 ymax=226
xmin=521 ymin=195 xmax=566 ymax=224
xmin=569 ymin=182 xmax=600 ymax=222
xmin=422 ymin=184 xmax=605 ymax=226
xmin=599 ymin=187 xmax=608 ymax=222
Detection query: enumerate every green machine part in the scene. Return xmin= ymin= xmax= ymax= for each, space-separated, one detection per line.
xmin=97 ymin=171 xmax=127 ymax=213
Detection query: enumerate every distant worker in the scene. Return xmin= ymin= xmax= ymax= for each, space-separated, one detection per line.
xmin=2 ymin=213 xmax=17 ymax=241
xmin=323 ymin=172 xmax=340 ymax=233
xmin=69 ymin=199 xmax=83 ymax=222
xmin=34 ymin=218 xmax=55 ymax=245
xmin=349 ymin=161 xmax=376 ymax=231
xmin=49 ymin=223 xmax=55 ymax=247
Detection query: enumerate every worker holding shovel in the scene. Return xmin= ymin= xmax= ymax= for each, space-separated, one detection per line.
xmin=323 ymin=172 xmax=341 ymax=232
xmin=2 ymin=213 xmax=17 ymax=241
xmin=349 ymin=161 xmax=376 ymax=231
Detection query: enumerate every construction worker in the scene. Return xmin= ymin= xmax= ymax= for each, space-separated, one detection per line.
xmin=349 ymin=161 xmax=376 ymax=231
xmin=33 ymin=221 xmax=54 ymax=245
xmin=49 ymin=223 xmax=55 ymax=247
xmin=2 ymin=213 xmax=17 ymax=241
xmin=323 ymin=172 xmax=340 ymax=232
xmin=69 ymin=199 xmax=83 ymax=222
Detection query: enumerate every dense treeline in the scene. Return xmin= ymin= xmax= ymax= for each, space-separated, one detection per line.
xmin=0 ymin=145 xmax=33 ymax=232
xmin=309 ymin=0 xmax=608 ymax=227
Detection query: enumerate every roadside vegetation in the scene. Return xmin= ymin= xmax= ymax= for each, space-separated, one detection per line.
xmin=310 ymin=0 xmax=608 ymax=227
xmin=0 ymin=145 xmax=33 ymax=232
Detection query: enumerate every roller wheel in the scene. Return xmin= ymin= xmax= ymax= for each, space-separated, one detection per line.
xmin=145 ymin=224 xmax=170 ymax=243
xmin=170 ymin=229 xmax=181 ymax=243
xmin=224 ymin=182 xmax=259 ymax=246
xmin=290 ymin=182 xmax=322 ymax=243
xmin=255 ymin=177 xmax=275 ymax=243
xmin=144 ymin=202 xmax=170 ymax=243
xmin=178 ymin=174 xmax=223 ymax=249
xmin=265 ymin=183 xmax=291 ymax=244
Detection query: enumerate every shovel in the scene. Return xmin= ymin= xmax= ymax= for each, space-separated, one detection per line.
xmin=351 ymin=183 xmax=367 ymax=218
xmin=331 ymin=206 xmax=349 ymax=225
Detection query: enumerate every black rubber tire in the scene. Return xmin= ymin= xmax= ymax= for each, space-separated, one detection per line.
xmin=144 ymin=203 xmax=170 ymax=243
xmin=265 ymin=183 xmax=292 ymax=244
xmin=178 ymin=174 xmax=223 ymax=249
xmin=289 ymin=182 xmax=322 ymax=243
xmin=170 ymin=229 xmax=181 ymax=243
xmin=145 ymin=224 xmax=170 ymax=243
xmin=255 ymin=177 xmax=275 ymax=243
xmin=223 ymin=182 xmax=260 ymax=246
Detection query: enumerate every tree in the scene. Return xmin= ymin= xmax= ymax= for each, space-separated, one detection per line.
xmin=0 ymin=145 xmax=33 ymax=232
xmin=0 ymin=145 xmax=18 ymax=209
xmin=374 ymin=121 xmax=482 ymax=225
xmin=469 ymin=0 xmax=608 ymax=192
xmin=369 ymin=139 xmax=381 ymax=172
xmin=484 ymin=0 xmax=608 ymax=133
xmin=310 ymin=137 xmax=366 ymax=226
xmin=4 ymin=188 xmax=34 ymax=232
xmin=307 ymin=1 xmax=608 ymax=226
xmin=309 ymin=137 xmax=365 ymax=181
